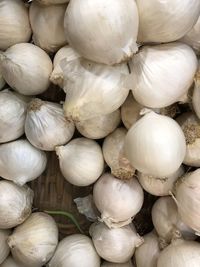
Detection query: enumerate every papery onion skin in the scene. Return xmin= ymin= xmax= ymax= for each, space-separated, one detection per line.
xmin=125 ymin=111 xmax=186 ymax=177
xmin=48 ymin=234 xmax=101 ymax=267
xmin=0 ymin=256 xmax=25 ymax=267
xmin=101 ymin=262 xmax=134 ymax=267
xmin=64 ymin=0 xmax=139 ymax=65
xmin=30 ymin=2 xmax=68 ymax=53
xmin=0 ymin=43 xmax=52 ymax=96
xmin=130 ymin=43 xmax=198 ymax=108
xmin=157 ymin=239 xmax=200 ymax=267
xmin=136 ymin=0 xmax=200 ymax=44
xmin=0 ymin=180 xmax=33 ymax=229
xmin=0 ymin=0 xmax=31 ymax=50
xmin=93 ymin=173 xmax=144 ymax=228
xmin=0 ymin=230 xmax=11 ymax=264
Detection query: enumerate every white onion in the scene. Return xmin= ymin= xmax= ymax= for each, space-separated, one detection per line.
xmin=135 ymin=231 xmax=160 ymax=267
xmin=101 ymin=262 xmax=134 ymax=267
xmin=0 ymin=230 xmax=11 ymax=264
xmin=0 ymin=256 xmax=25 ymax=267
xmin=103 ymin=128 xmax=135 ymax=179
xmin=136 ymin=0 xmax=200 ymax=43
xmin=152 ymin=196 xmax=195 ymax=243
xmin=138 ymin=166 xmax=184 ymax=196
xmin=157 ymin=239 xmax=200 ymax=267
xmin=0 ymin=43 xmax=52 ymax=95
xmin=0 ymin=90 xmax=28 ymax=143
xmin=93 ymin=173 xmax=144 ymax=228
xmin=64 ymin=0 xmax=139 ymax=65
xmin=75 ymin=110 xmax=120 ymax=140
xmin=50 ymin=45 xmax=80 ymax=88
xmin=56 ymin=138 xmax=104 ymax=186
xmin=90 ymin=222 xmax=143 ymax=263
xmin=30 ymin=2 xmax=68 ymax=53
xmin=129 ymin=43 xmax=198 ymax=108
xmin=62 ymin=58 xmax=129 ymax=121
xmin=193 ymin=71 xmax=200 ymax=119
xmin=0 ymin=180 xmax=33 ymax=229
xmin=0 ymin=0 xmax=31 ymax=50
xmin=8 ymin=212 xmax=58 ymax=267
xmin=48 ymin=234 xmax=101 ymax=267
xmin=125 ymin=111 xmax=186 ymax=177
xmin=25 ymin=98 xmax=75 ymax=151
xmin=0 ymin=139 xmax=47 ymax=185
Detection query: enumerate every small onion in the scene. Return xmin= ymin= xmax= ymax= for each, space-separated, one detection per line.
xmin=136 ymin=0 xmax=200 ymax=43
xmin=75 ymin=110 xmax=120 ymax=140
xmin=125 ymin=111 xmax=186 ymax=177
xmin=157 ymin=239 xmax=200 ymax=267
xmin=0 ymin=230 xmax=11 ymax=264
xmin=62 ymin=58 xmax=129 ymax=121
xmin=152 ymin=196 xmax=195 ymax=243
xmin=135 ymin=231 xmax=160 ymax=267
xmin=177 ymin=112 xmax=200 ymax=167
xmin=50 ymin=45 xmax=80 ymax=88
xmin=8 ymin=212 xmax=58 ymax=267
xmin=0 ymin=90 xmax=28 ymax=143
xmin=138 ymin=166 xmax=184 ymax=196
xmin=0 ymin=256 xmax=25 ymax=267
xmin=0 ymin=0 xmax=31 ymax=50
xmin=101 ymin=262 xmax=134 ymax=267
xmin=25 ymin=98 xmax=75 ymax=151
xmin=193 ymin=70 xmax=200 ymax=119
xmin=103 ymin=128 xmax=135 ymax=179
xmin=64 ymin=0 xmax=139 ymax=65
xmin=56 ymin=138 xmax=104 ymax=186
xmin=0 ymin=139 xmax=47 ymax=185
xmin=90 ymin=222 xmax=143 ymax=264
xmin=0 ymin=43 xmax=52 ymax=95
xmin=93 ymin=173 xmax=144 ymax=228
xmin=48 ymin=234 xmax=100 ymax=267
xmin=129 ymin=43 xmax=198 ymax=108
xmin=30 ymin=2 xmax=68 ymax=53
xmin=0 ymin=180 xmax=33 ymax=229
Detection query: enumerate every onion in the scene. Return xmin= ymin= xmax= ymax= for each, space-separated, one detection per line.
xmin=136 ymin=0 xmax=200 ymax=43
xmin=129 ymin=43 xmax=198 ymax=108
xmin=0 ymin=43 xmax=52 ymax=95
xmin=0 ymin=0 xmax=31 ymax=50
xmin=125 ymin=111 xmax=186 ymax=177
xmin=93 ymin=173 xmax=144 ymax=228
xmin=0 ymin=230 xmax=11 ymax=264
xmin=64 ymin=0 xmax=139 ymax=65
xmin=30 ymin=2 xmax=68 ymax=53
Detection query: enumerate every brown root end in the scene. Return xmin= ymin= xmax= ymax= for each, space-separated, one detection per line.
xmin=182 ymin=123 xmax=200 ymax=145
xmin=28 ymin=98 xmax=44 ymax=111
xmin=112 ymin=167 xmax=135 ymax=180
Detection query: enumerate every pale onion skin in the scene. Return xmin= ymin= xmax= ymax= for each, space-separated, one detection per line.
xmin=63 ymin=58 xmax=129 ymax=121
xmin=0 ymin=230 xmax=11 ymax=264
xmin=50 ymin=45 xmax=80 ymax=88
xmin=103 ymin=128 xmax=135 ymax=179
xmin=193 ymin=72 xmax=200 ymax=119
xmin=64 ymin=0 xmax=139 ymax=65
xmin=136 ymin=0 xmax=200 ymax=43
xmin=177 ymin=112 xmax=200 ymax=167
xmin=93 ymin=173 xmax=144 ymax=228
xmin=101 ymin=262 xmax=134 ymax=267
xmin=152 ymin=197 xmax=195 ymax=243
xmin=0 ymin=256 xmax=25 ymax=267
xmin=130 ymin=43 xmax=198 ymax=108
xmin=157 ymin=239 xmax=200 ymax=267
xmin=175 ymin=169 xmax=200 ymax=234
xmin=8 ymin=212 xmax=58 ymax=267
xmin=0 ymin=139 xmax=47 ymax=186
xmin=0 ymin=0 xmax=31 ymax=50
xmin=76 ymin=110 xmax=120 ymax=140
xmin=90 ymin=223 xmax=143 ymax=264
xmin=125 ymin=111 xmax=186 ymax=177
xmin=48 ymin=234 xmax=100 ymax=267
xmin=135 ymin=231 xmax=160 ymax=267
xmin=137 ymin=166 xmax=184 ymax=196
xmin=30 ymin=2 xmax=68 ymax=53
xmin=0 ymin=181 xmax=33 ymax=229
xmin=36 ymin=0 xmax=69 ymax=4
xmin=25 ymin=98 xmax=75 ymax=151
xmin=181 ymin=16 xmax=200 ymax=54
xmin=0 ymin=90 xmax=28 ymax=143
xmin=56 ymin=138 xmax=104 ymax=186
xmin=0 ymin=43 xmax=52 ymax=95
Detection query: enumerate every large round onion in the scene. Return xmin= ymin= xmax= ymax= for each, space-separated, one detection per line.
xmin=64 ymin=0 xmax=139 ymax=65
